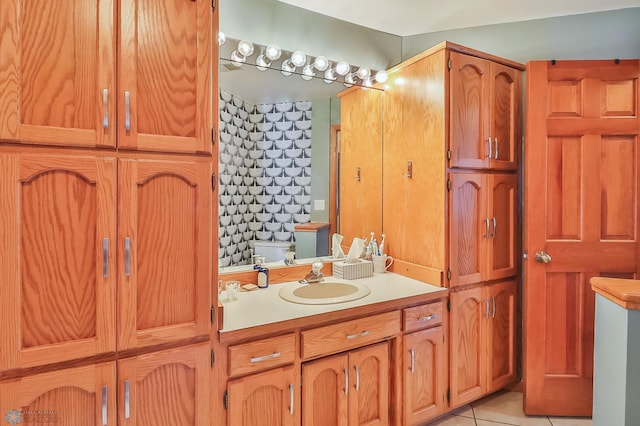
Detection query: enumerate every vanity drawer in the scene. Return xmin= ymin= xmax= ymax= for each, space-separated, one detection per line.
xmin=301 ymin=311 xmax=401 ymax=360
xmin=228 ymin=333 xmax=296 ymax=377
xmin=403 ymin=301 xmax=444 ymax=332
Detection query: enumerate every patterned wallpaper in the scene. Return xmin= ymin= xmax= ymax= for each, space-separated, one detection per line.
xmin=218 ymin=89 xmax=313 ymax=267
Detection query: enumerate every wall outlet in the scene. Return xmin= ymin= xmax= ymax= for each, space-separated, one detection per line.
xmin=314 ymin=199 xmax=325 ymax=211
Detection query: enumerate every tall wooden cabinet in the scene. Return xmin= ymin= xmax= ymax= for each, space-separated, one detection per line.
xmin=0 ymin=1 xmax=215 ymax=424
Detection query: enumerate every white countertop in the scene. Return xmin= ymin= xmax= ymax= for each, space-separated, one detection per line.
xmin=219 ymin=273 xmax=445 ymax=332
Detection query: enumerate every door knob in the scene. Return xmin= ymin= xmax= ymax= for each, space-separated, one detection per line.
xmin=534 ymin=250 xmax=552 ymax=264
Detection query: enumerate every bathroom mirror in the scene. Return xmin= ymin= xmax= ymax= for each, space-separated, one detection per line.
xmin=218 ymin=56 xmax=383 ymax=270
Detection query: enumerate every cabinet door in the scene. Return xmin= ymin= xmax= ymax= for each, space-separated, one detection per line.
xmin=0 ymin=0 xmax=116 ymax=147
xmin=449 ymin=52 xmax=490 ymax=169
xmin=119 ymin=0 xmax=211 ymax=153
xmin=348 ymin=342 xmax=389 ymax=426
xmin=0 ymin=362 xmax=117 ymax=425
xmin=229 ymin=366 xmax=298 ymax=426
xmin=302 ymin=354 xmax=349 ymax=426
xmin=117 ymin=157 xmax=211 ymax=350
xmin=489 ymin=63 xmax=520 ymax=170
xmin=450 ymin=286 xmax=487 ymax=407
xmin=0 ymin=153 xmax=117 ymax=371
xmin=404 ymin=327 xmax=447 ymax=425
xmin=487 ymin=174 xmax=517 ymax=280
xmin=118 ymin=343 xmax=210 ymax=426
xmin=487 ymin=280 xmax=516 ymax=392
xmin=449 ymin=172 xmax=487 ymax=287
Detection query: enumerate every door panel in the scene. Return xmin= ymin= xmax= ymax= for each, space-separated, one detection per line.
xmin=524 ymin=60 xmax=640 ymax=416
xmin=302 ymin=354 xmax=349 ymax=426
xmin=349 ymin=342 xmax=389 ymax=426
xmin=487 ymin=174 xmax=517 ymax=280
xmin=490 ymin=63 xmax=519 ymax=169
xmin=487 ymin=280 xmax=516 ymax=392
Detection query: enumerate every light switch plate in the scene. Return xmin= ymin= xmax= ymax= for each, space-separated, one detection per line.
xmin=314 ymin=199 xmax=325 ymax=211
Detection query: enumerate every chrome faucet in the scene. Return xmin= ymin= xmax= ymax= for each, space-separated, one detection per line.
xmin=299 ymin=261 xmax=324 ymax=284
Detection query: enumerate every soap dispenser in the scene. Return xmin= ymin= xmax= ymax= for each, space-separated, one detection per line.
xmin=253 ymin=264 xmax=269 ymax=288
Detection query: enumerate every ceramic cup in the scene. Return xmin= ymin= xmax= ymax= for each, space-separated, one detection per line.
xmin=372 ymin=255 xmax=394 ymax=273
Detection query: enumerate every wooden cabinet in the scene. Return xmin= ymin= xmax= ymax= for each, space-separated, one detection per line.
xmin=302 ymin=342 xmax=389 ymax=426
xmin=450 ymin=280 xmax=516 ymax=407
xmin=449 ymin=172 xmax=517 ymax=288
xmin=0 ymin=0 xmax=211 ymax=154
xmin=450 ymin=51 xmax=520 ymax=170
xmin=228 ymin=366 xmax=299 ymax=426
xmin=0 ymin=152 xmax=212 ymax=370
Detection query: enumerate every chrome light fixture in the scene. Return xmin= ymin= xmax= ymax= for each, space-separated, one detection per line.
xmin=256 ymin=44 xmax=282 ymax=71
xmin=281 ymin=50 xmax=307 ymax=76
xmin=335 ymin=61 xmax=351 ymax=76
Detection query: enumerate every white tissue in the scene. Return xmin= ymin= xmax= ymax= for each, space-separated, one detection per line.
xmin=331 ymin=233 xmax=346 ymax=259
xmin=345 ymin=237 xmax=366 ymax=263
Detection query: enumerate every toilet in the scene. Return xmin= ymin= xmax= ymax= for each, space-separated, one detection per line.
xmin=252 ymin=241 xmax=295 ymax=263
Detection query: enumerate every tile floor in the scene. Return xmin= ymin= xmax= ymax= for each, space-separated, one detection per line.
xmin=428 ymin=391 xmax=592 ymax=426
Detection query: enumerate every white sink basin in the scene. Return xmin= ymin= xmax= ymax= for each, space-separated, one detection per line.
xmin=278 ymin=281 xmax=371 ymax=305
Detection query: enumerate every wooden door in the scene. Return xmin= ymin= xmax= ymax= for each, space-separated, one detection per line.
xmin=0 ymin=152 xmax=117 ymax=371
xmin=0 ymin=362 xmax=117 ymax=426
xmin=489 ymin=63 xmax=520 ymax=170
xmin=339 ymin=88 xmax=383 ymax=247
xmin=302 ymin=354 xmax=348 ymax=426
xmin=524 ymin=60 xmax=640 ymax=416
xmin=348 ymin=342 xmax=389 ymax=426
xmin=117 ymin=157 xmax=211 ymax=350
xmin=487 ymin=280 xmax=516 ymax=392
xmin=449 ymin=52 xmax=490 ymax=169
xmin=119 ymin=0 xmax=211 ymax=153
xmin=403 ymin=327 xmax=447 ymax=425
xmin=449 ymin=172 xmax=486 ymax=287
xmin=118 ymin=343 xmax=210 ymax=425
xmin=0 ymin=0 xmax=116 ymax=147
xmin=450 ymin=285 xmax=487 ymax=407
xmin=487 ymin=174 xmax=517 ymax=280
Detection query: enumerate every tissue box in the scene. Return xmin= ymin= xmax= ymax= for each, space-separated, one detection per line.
xmin=333 ymin=260 xmax=373 ymax=280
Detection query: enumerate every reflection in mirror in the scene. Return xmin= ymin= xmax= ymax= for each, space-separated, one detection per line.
xmin=218 ymin=57 xmax=383 ymax=270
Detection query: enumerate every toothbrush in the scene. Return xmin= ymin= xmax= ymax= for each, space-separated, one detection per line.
xmin=379 ymin=234 xmax=386 ymax=255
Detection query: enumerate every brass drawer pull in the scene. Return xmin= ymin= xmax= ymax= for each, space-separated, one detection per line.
xmin=250 ymin=352 xmax=281 ymax=363
xmin=346 ymin=330 xmax=370 ymax=340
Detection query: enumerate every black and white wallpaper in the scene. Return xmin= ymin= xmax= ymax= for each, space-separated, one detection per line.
xmin=218 ymin=89 xmax=313 ymax=267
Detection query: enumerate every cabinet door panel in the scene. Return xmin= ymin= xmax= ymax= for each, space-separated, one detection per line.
xmin=349 ymin=342 xmax=389 ymax=426
xmin=0 ymin=362 xmax=117 ymax=426
xmin=118 ymin=343 xmax=210 ymax=426
xmin=490 ymin=63 xmax=520 ymax=169
xmin=302 ymin=354 xmax=348 ymax=426
xmin=487 ymin=280 xmax=516 ymax=392
xmin=0 ymin=153 xmax=116 ymax=370
xmin=117 ymin=157 xmax=211 ymax=350
xmin=119 ymin=0 xmax=211 ymax=153
xmin=449 ymin=172 xmax=486 ymax=287
xmin=450 ymin=286 xmax=487 ymax=407
xmin=0 ymin=0 xmax=116 ymax=147
xmin=404 ymin=327 xmax=447 ymax=425
xmin=487 ymin=174 xmax=518 ymax=280
xmin=450 ymin=52 xmax=490 ymax=169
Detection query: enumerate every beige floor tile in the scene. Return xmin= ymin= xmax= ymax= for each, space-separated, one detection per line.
xmin=449 ymin=404 xmax=474 ymax=418
xmin=472 ymin=391 xmax=551 ymax=426
xmin=548 ymin=417 xmax=592 ymax=426
xmin=428 ymin=414 xmax=478 ymax=425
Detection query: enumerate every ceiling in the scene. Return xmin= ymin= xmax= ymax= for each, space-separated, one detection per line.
xmin=277 ymin=0 xmax=640 ymax=36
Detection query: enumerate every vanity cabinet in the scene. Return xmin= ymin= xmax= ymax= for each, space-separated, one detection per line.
xmin=302 ymin=342 xmax=389 ymax=426
xmin=0 ymin=343 xmax=210 ymax=426
xmin=449 ymin=280 xmax=516 ymax=407
xmin=449 ymin=51 xmax=520 ymax=170
xmin=449 ymin=172 xmax=517 ymax=288
xmin=0 ymin=0 xmax=212 ymax=154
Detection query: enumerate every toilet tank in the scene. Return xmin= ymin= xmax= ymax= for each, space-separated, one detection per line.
xmin=252 ymin=241 xmax=295 ymax=263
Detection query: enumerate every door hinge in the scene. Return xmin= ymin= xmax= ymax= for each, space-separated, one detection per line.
xmin=447 ymin=388 xmax=451 ymax=401
xmin=211 ymin=173 xmax=217 ymax=192
xmin=212 ymin=128 xmax=216 ymax=145
xmin=223 ymin=390 xmax=228 ymax=409
xmin=447 ymin=269 xmax=451 ymax=280
xmin=211 ymin=305 xmax=215 ymax=324
xmin=447 ymin=180 xmax=451 ymax=191
xmin=448 ymin=59 xmax=452 ymax=70
xmin=211 ymin=350 xmax=215 ymax=368
xmin=447 ymin=299 xmax=451 ymax=312
xmin=212 ymin=0 xmax=216 ymax=10
xmin=447 ymin=150 xmax=451 ymax=161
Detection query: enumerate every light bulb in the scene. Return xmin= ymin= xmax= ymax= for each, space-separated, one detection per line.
xmin=356 ymin=67 xmax=370 ymax=79
xmin=313 ymin=56 xmax=329 ymax=72
xmin=363 ymin=77 xmax=373 ymax=87
xmin=323 ymin=68 xmax=336 ymax=84
xmin=301 ymin=65 xmax=315 ymax=81
xmin=230 ymin=50 xmax=245 ymax=67
xmin=344 ymin=73 xmax=355 ymax=88
xmin=265 ymin=44 xmax=281 ymax=61
xmin=290 ymin=51 xmax=307 ymax=68
xmin=335 ymin=61 xmax=350 ymax=76
xmin=375 ymin=70 xmax=389 ymax=83
xmin=237 ymin=40 xmax=254 ymax=57
xmin=256 ymin=55 xmax=270 ymax=71
xmin=281 ymin=60 xmax=295 ymax=76
xmin=217 ymin=31 xmax=226 ymax=46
